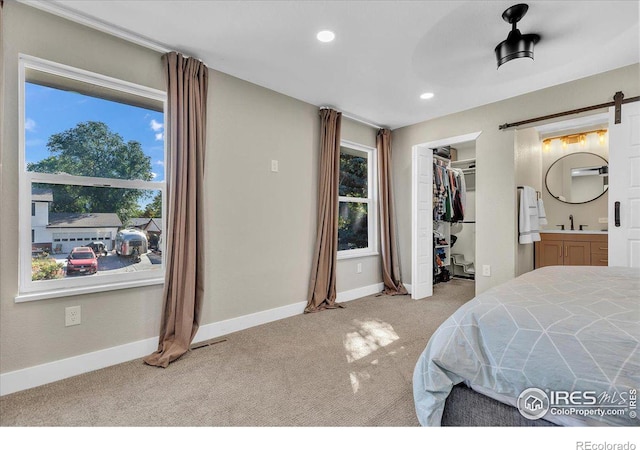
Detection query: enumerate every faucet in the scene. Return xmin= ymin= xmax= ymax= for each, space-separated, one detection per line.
xmin=569 ymin=214 xmax=574 ymax=231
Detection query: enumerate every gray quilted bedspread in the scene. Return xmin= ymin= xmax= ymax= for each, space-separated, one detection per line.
xmin=413 ymin=266 xmax=640 ymax=426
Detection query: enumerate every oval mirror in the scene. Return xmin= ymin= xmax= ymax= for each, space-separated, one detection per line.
xmin=545 ymin=152 xmax=608 ymax=204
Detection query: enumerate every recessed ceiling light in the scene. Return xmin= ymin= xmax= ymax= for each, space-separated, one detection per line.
xmin=316 ymin=30 xmax=335 ymax=43
xmin=420 ymin=92 xmax=435 ymax=100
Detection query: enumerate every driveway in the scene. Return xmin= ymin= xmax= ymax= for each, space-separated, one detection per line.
xmin=55 ymin=251 xmax=162 ymax=277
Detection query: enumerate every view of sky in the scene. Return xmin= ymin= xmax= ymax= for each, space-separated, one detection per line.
xmin=25 ymin=82 xmax=165 ymax=183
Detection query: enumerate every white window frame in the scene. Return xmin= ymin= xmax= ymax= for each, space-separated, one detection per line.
xmin=16 ymin=54 xmax=167 ymax=302
xmin=337 ymin=140 xmax=378 ymax=260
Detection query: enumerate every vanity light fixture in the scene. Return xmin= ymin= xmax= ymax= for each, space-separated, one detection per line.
xmin=544 ymin=129 xmax=607 ymax=150
xmin=579 ymin=134 xmax=587 ymax=146
xmin=597 ymin=130 xmax=607 ymax=145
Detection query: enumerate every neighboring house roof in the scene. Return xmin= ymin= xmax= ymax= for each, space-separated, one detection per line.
xmin=128 ymin=218 xmax=151 ymax=228
xmin=47 ymin=213 xmax=123 ymax=228
xmin=129 ymin=217 xmax=162 ymax=233
xmin=32 ymin=188 xmax=53 ymax=203
xmin=146 ymin=218 xmax=162 ymax=233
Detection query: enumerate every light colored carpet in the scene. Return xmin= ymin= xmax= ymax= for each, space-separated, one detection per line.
xmin=0 ymin=279 xmax=475 ymax=427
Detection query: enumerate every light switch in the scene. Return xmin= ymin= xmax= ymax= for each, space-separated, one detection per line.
xmin=271 ymin=160 xmax=279 ymax=172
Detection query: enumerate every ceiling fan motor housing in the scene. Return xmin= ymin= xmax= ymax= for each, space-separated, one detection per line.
xmin=495 ymin=3 xmax=541 ymax=68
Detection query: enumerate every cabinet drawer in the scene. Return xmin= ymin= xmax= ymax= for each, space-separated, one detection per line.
xmin=590 ymin=242 xmax=608 ymax=253
xmin=591 ymin=253 xmax=609 ymax=266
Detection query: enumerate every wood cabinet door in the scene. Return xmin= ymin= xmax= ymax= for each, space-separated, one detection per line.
xmin=538 ymin=241 xmax=564 ymax=267
xmin=564 ymin=241 xmax=591 ymax=266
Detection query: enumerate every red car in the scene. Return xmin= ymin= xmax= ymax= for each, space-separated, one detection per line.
xmin=66 ymin=247 xmax=98 ymax=275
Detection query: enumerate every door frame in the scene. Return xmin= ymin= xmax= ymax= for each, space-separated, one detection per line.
xmin=411 ymin=131 xmax=482 ymax=299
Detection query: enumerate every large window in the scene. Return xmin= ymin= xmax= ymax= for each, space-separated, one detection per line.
xmin=338 ymin=140 xmax=377 ymax=258
xmin=18 ymin=55 xmax=166 ymax=301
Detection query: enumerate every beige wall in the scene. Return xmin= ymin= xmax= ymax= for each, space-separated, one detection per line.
xmin=0 ymin=3 xmax=381 ymax=376
xmin=391 ymin=63 xmax=640 ymax=295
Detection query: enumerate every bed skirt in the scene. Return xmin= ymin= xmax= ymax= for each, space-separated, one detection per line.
xmin=441 ymin=384 xmax=557 ymax=427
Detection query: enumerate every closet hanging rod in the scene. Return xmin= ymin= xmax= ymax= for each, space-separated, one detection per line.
xmin=498 ymin=91 xmax=639 ymax=130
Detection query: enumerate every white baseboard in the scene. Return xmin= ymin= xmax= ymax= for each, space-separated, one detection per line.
xmin=336 ymin=282 xmax=384 ymax=303
xmin=404 ymin=283 xmax=412 ymax=294
xmin=0 ymin=337 xmax=160 ymax=396
xmin=0 ymin=282 xmax=384 ymax=396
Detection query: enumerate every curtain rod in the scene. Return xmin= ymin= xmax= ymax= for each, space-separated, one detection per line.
xmin=320 ymin=106 xmax=383 ymax=130
xmin=499 ymin=92 xmax=640 ymax=130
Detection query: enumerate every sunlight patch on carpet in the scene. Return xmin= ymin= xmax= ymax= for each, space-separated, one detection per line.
xmin=343 ymin=319 xmax=399 ymax=363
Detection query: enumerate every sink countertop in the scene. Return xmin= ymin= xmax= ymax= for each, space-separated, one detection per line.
xmin=540 ymin=230 xmax=608 ymax=235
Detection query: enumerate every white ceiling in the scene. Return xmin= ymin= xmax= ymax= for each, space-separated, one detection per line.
xmin=24 ymin=0 xmax=640 ymax=129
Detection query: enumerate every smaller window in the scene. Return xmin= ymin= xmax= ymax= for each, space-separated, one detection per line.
xmin=31 ymin=229 xmax=35 ymax=243
xmin=31 ymin=203 xmax=35 ymax=216
xmin=337 ymin=141 xmax=378 ymax=259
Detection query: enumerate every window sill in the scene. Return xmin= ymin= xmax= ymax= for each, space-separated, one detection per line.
xmin=15 ymin=277 xmax=164 ymax=303
xmin=337 ymin=251 xmax=379 ymax=261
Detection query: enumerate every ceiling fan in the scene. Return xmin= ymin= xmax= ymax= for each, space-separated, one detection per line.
xmin=495 ymin=3 xmax=541 ymax=68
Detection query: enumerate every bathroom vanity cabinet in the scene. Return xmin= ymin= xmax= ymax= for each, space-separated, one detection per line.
xmin=534 ymin=232 xmax=608 ymax=268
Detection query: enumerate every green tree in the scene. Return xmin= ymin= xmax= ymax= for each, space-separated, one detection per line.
xmin=28 ymin=121 xmax=153 ymax=222
xmin=338 ymin=153 xmax=369 ymax=250
xmin=142 ymin=192 xmax=162 ymax=218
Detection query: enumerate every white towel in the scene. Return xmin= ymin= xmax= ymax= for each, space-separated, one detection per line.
xmin=519 ymin=186 xmax=541 ymax=244
xmin=537 ymin=198 xmax=547 ymax=226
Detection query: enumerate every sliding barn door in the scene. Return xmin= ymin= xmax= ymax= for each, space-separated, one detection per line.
xmin=412 ymin=146 xmax=433 ymax=299
xmin=608 ymin=102 xmax=640 ymax=267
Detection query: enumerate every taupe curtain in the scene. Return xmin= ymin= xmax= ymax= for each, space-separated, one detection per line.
xmin=144 ymin=52 xmax=208 ymax=368
xmin=305 ymin=109 xmax=342 ymax=313
xmin=377 ymin=129 xmax=407 ymax=295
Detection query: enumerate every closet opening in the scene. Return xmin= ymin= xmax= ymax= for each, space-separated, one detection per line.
xmin=411 ymin=132 xmax=480 ymax=300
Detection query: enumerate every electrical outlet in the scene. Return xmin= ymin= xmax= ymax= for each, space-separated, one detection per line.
xmin=65 ymin=305 xmax=81 ymax=327
xmin=356 ymin=263 xmax=362 ymax=273
xmin=482 ymin=265 xmax=491 ymax=277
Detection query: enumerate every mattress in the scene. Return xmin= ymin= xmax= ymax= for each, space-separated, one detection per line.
xmin=413 ymin=266 xmax=640 ymax=427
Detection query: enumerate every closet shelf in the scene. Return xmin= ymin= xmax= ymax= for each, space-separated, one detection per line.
xmin=451 ymin=158 xmax=476 ymax=165
xmin=451 ymin=158 xmax=476 ymax=172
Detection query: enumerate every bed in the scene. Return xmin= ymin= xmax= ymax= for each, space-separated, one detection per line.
xmin=413 ymin=266 xmax=640 ymax=427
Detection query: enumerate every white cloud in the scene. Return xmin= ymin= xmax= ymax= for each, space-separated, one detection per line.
xmin=151 ymin=172 xmax=158 ymax=179
xmin=150 ymin=119 xmax=164 ymax=132
xmin=155 ymin=160 xmax=165 ymax=166
xmin=25 ymin=118 xmax=36 ymax=132
xmin=155 ymin=132 xmax=164 ymax=141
